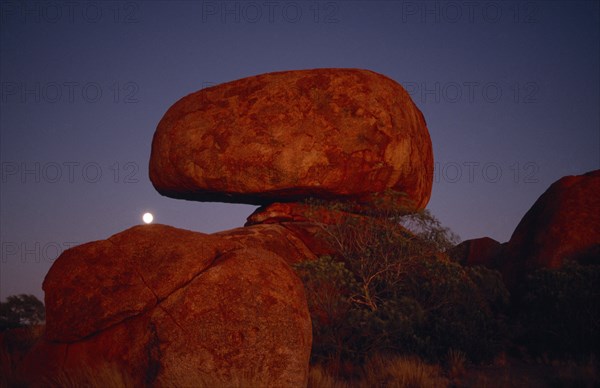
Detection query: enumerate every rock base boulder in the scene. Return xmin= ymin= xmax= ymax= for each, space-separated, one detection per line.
xmin=20 ymin=224 xmax=313 ymax=387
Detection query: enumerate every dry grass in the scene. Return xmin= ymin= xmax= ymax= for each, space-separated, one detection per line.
xmin=44 ymin=364 xmax=136 ymax=388
xmin=309 ymin=353 xmax=599 ymax=388
xmin=1 ymin=325 xmax=45 ymax=388
xmin=2 ymin=328 xmax=597 ymax=388
xmin=158 ymin=367 xmax=265 ymax=388
xmin=361 ymin=354 xmax=449 ymax=388
xmin=308 ymin=354 xmax=449 ymax=388
xmin=308 ymin=365 xmax=353 ymax=388
xmin=48 ymin=364 xmax=271 ymax=388
xmin=446 ymin=349 xmax=467 ymax=383
xmin=544 ymin=357 xmax=599 ymax=388
xmin=463 ymin=355 xmax=599 ymax=388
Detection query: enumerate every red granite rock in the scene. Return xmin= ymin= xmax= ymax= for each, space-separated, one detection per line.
xmin=149 ymin=68 xmax=433 ymax=210
xmin=30 ymin=224 xmax=312 ymax=387
xmin=504 ymin=170 xmax=600 ymax=275
xmin=43 ymin=225 xmax=234 ymax=342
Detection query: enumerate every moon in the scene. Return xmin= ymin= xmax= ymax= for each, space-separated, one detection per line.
xmin=142 ymin=212 xmax=154 ymax=224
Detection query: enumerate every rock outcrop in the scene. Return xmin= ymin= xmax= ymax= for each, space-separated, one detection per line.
xmin=149 ymin=68 xmax=433 ymax=210
xmin=25 ymin=224 xmax=313 ymax=387
xmin=11 ymin=66 xmax=599 ymax=383
xmin=503 ymin=170 xmax=600 ymax=275
xmin=449 ymin=237 xmax=504 ymax=268
xmin=446 ymin=171 xmax=600 ymax=293
xmin=10 ymin=68 xmax=441 ymax=386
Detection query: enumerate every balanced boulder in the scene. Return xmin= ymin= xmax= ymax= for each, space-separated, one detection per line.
xmin=149 ymin=68 xmax=433 ymax=210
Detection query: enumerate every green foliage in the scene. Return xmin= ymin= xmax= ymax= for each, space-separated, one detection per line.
xmin=516 ymin=262 xmax=600 ymax=358
xmin=295 ymin=256 xmax=364 ymax=362
xmin=294 ymin=199 xmax=509 ymax=367
xmin=407 ymin=260 xmax=508 ymax=362
xmin=466 ymin=266 xmax=510 ymax=314
xmin=0 ymin=294 xmax=45 ymax=331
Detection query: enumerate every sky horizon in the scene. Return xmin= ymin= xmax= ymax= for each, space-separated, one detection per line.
xmin=1 ymin=0 xmax=599 ymax=301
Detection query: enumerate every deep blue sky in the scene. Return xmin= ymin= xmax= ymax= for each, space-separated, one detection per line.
xmin=1 ymin=1 xmax=598 ymax=300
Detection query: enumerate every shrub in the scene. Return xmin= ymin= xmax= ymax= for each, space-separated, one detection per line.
xmin=401 ymin=258 xmax=507 ymax=362
xmin=295 ymin=255 xmax=365 ymax=364
xmin=516 ymin=262 xmax=600 ymax=358
xmin=295 ymin=198 xmax=509 ymax=368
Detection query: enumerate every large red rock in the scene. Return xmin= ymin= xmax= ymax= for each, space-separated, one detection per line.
xmin=149 ymin=68 xmax=433 ymax=210
xmin=25 ymin=224 xmax=312 ymax=387
xmin=504 ymin=170 xmax=600 ymax=275
xmin=43 ymin=226 xmax=234 ymax=342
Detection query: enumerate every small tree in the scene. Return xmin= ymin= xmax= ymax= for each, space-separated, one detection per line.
xmin=0 ymin=294 xmax=45 ymax=331
xmin=295 ymin=196 xmax=508 ymax=367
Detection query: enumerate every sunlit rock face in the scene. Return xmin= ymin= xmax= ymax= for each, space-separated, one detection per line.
xmin=35 ymin=224 xmax=312 ymax=387
xmin=503 ymin=170 xmax=600 ymax=277
xmin=149 ymin=68 xmax=433 ymax=210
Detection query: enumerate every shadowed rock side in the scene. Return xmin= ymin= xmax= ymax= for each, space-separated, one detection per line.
xmin=448 ymin=237 xmax=504 ymax=268
xmin=245 ymin=202 xmax=368 ymax=226
xmin=149 ymin=68 xmax=433 ymax=210
xmin=503 ymin=170 xmax=600 ymax=276
xmin=24 ymin=224 xmax=312 ymax=387
xmin=452 ymin=170 xmax=600 ymax=290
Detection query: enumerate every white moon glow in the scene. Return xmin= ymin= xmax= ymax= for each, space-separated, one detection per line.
xmin=142 ymin=212 xmax=154 ymax=224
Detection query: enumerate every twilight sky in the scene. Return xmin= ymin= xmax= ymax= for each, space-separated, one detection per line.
xmin=1 ymin=1 xmax=598 ymax=301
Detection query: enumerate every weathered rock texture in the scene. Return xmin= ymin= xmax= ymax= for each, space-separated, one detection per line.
xmin=503 ymin=169 xmax=600 ymax=273
xmin=149 ymin=68 xmax=433 ymax=210
xmin=27 ymin=224 xmax=312 ymax=387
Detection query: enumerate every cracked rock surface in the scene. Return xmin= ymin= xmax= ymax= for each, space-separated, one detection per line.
xmin=33 ymin=224 xmax=313 ymax=387
xmin=149 ymin=68 xmax=433 ymax=210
